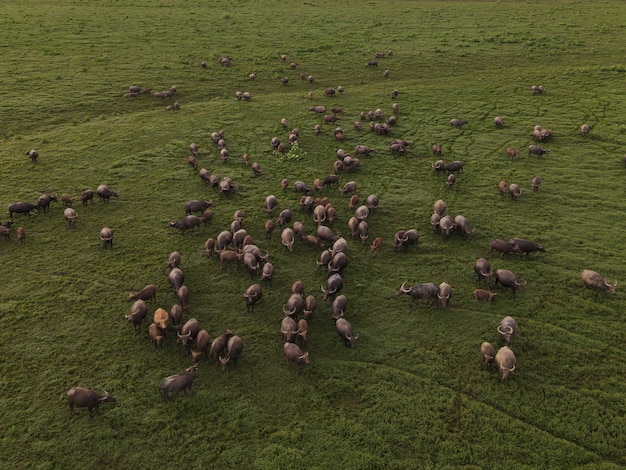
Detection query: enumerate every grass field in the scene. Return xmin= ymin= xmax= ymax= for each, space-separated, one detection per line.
xmin=1 ymin=0 xmax=626 ymax=468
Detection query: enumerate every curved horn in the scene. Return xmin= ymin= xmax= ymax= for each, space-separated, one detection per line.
xmin=177 ymin=330 xmax=183 ymax=338
xmin=321 ymin=285 xmax=326 ymax=293
xmin=508 ymin=365 xmax=516 ymax=372
xmin=400 ymin=281 xmax=411 ymax=293
xmin=497 ymin=325 xmax=506 ymax=335
xmin=506 ymin=326 xmax=513 ymax=334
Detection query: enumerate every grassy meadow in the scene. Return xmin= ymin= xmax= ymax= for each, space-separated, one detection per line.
xmin=1 ymin=0 xmax=626 ymax=467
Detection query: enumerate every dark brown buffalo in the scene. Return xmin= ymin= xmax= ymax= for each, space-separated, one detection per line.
xmin=67 ymin=387 xmax=115 ymax=416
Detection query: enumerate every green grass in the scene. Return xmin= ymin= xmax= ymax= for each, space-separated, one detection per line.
xmin=1 ymin=0 xmax=626 ymax=468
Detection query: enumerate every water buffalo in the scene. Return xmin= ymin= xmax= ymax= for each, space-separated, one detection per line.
xmin=261 ymin=262 xmax=274 ymax=286
xmin=340 ymin=181 xmax=357 ymax=196
xmin=437 ymin=282 xmax=452 ymax=307
xmin=444 ymin=161 xmax=464 ymax=174
xmin=450 ymin=118 xmax=468 ymax=128
xmin=396 ymin=282 xmax=439 ymax=305
xmin=474 ymin=289 xmax=496 ymax=302
xmin=495 ymin=346 xmax=516 ymax=381
xmin=508 ymin=183 xmax=521 ymax=200
xmin=453 ymin=215 xmax=473 ymax=238
xmin=322 ymin=273 xmax=343 ymax=301
xmin=474 ymin=258 xmax=492 ymax=285
xmin=177 ymin=285 xmax=190 ymax=311
xmin=497 ymin=316 xmax=517 ymax=344
xmin=439 ymin=216 xmax=454 ymax=238
xmin=153 ymin=307 xmax=169 ymax=331
xmin=480 ymin=342 xmax=495 ymax=366
xmin=128 ymin=284 xmax=157 ymax=302
xmin=494 ymin=116 xmax=504 ymax=128
xmin=528 ymin=145 xmax=549 ymax=158
xmin=80 ymin=190 xmax=94 ymax=206
xmin=149 ymin=322 xmax=164 ymax=348
xmin=489 ymin=239 xmax=521 ymax=258
xmin=304 ymin=295 xmax=317 ymax=318
xmin=317 ymin=225 xmax=338 ymax=244
xmin=170 ymin=215 xmax=201 ymax=233
xmin=281 ymin=317 xmax=299 ymax=343
xmin=531 ymin=176 xmax=541 ymax=191
xmin=355 ymin=145 xmax=375 ymax=157
xmin=277 ymin=209 xmax=293 ymax=228
xmin=167 ymin=251 xmax=181 ymax=270
xmin=510 ymin=238 xmax=545 ymax=257
xmin=581 ymin=270 xmax=617 ymax=295
xmin=67 ymin=387 xmax=115 ymax=416
xmin=100 ymin=227 xmax=113 ymax=249
xmin=209 ymin=330 xmax=234 ymax=360
xmin=265 ymin=195 xmax=278 ymax=214
xmin=219 ymin=335 xmax=243 ymax=369
xmin=191 ymin=330 xmax=211 ymax=363
xmin=185 ymin=200 xmax=212 ymax=215
xmin=216 ymin=230 xmax=233 ymax=251
xmin=393 ymin=228 xmax=419 ymax=250
xmin=335 ymin=318 xmax=358 ymax=348
xmin=244 ymin=284 xmax=263 ymax=312
xmin=159 ymin=365 xmax=198 ymax=401
xmin=125 ymin=300 xmax=148 ymax=332
xmin=37 ymin=194 xmax=57 ymax=214
xmin=284 ymin=342 xmax=309 ymax=374
xmin=433 ymin=199 xmax=446 ymax=216
xmin=331 ymin=294 xmax=348 ymax=320
xmin=328 ymin=252 xmax=348 ymax=275
xmin=96 ymin=184 xmax=118 ymax=203
xmin=580 ymin=124 xmax=590 ymax=136
xmin=281 ymin=228 xmax=295 ymax=252
xmin=494 ymin=269 xmax=526 ymax=295
xmin=371 ymin=236 xmax=382 ymax=254
xmin=283 ymin=293 xmax=305 ymax=318
xmin=26 ymin=149 xmax=39 ymax=163
xmin=170 ymin=304 xmax=183 ymax=332
xmin=168 ymin=268 xmax=184 ymax=292
xmin=177 ymin=318 xmax=199 ymax=349
xmin=8 ymin=202 xmax=38 ymax=218
xmin=64 ymin=208 xmax=77 ymax=227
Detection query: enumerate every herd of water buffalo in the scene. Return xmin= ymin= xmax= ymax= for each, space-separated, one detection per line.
xmin=4 ymin=51 xmax=619 ymax=416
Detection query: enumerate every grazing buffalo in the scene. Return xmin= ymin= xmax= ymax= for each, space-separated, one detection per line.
xmin=494 ymin=270 xmax=526 ymax=295
xmin=396 ymin=282 xmax=439 ymax=305
xmin=100 ymin=227 xmax=113 ymax=249
xmin=510 ymin=238 xmax=545 ymax=257
xmin=67 ymin=387 xmax=115 ymax=416
xmin=450 ymin=118 xmax=468 ymax=128
xmin=474 ymin=258 xmax=492 ymax=285
xmin=335 ymin=318 xmax=358 ymax=348
xmin=284 ymin=342 xmax=309 ymax=374
xmin=209 ymin=330 xmax=234 ymax=360
xmin=581 ymin=270 xmax=617 ymax=295
xmin=473 ymin=289 xmax=496 ymax=302
xmin=8 ymin=202 xmax=38 ymax=218
xmin=177 ymin=318 xmax=199 ymax=349
xmin=219 ymin=335 xmax=243 ymax=369
xmin=489 ymin=239 xmax=521 ymax=258
xmin=185 ymin=200 xmax=212 ymax=215
xmin=495 ymin=346 xmax=516 ymax=381
xmin=497 ymin=316 xmax=517 ymax=344
xmin=433 ymin=199 xmax=446 ymax=215
xmin=439 ymin=216 xmax=455 ymax=238
xmin=168 ymin=268 xmax=184 ymax=292
xmin=96 ymin=184 xmax=118 ymax=203
xmin=128 ymin=284 xmax=157 ymax=302
xmin=480 ymin=342 xmax=495 ymax=366
xmin=528 ymin=145 xmax=549 ymax=158
xmin=322 ymin=273 xmax=343 ymax=301
xmin=283 ymin=293 xmax=305 ymax=318
xmin=159 ymin=365 xmax=198 ymax=401
xmin=437 ymin=282 xmax=452 ymax=307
